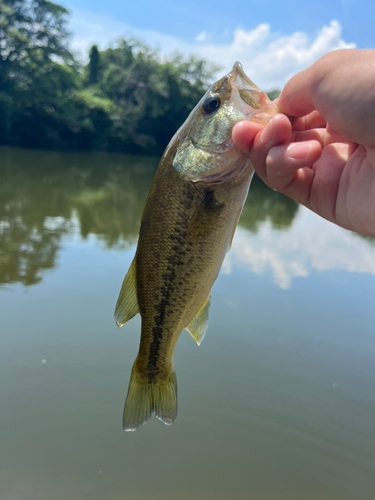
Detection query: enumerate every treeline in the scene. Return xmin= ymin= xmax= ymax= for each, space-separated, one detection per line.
xmin=0 ymin=0 xmax=215 ymax=154
xmin=0 ymin=0 xmax=280 ymax=155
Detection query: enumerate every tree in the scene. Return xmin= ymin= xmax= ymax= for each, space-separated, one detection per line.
xmin=87 ymin=44 xmax=100 ymax=85
xmin=0 ymin=0 xmax=72 ymax=88
xmin=0 ymin=0 xmax=76 ymax=147
xmin=95 ymin=40 xmax=215 ymax=153
xmin=0 ymin=2 xmax=217 ymax=154
xmin=267 ymin=89 xmax=280 ymax=101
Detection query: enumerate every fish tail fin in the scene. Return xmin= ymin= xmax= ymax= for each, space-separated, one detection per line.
xmin=122 ymin=361 xmax=177 ymax=431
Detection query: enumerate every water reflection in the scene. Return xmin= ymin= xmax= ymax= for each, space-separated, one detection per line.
xmin=240 ymin=175 xmax=298 ymax=232
xmin=228 ymin=208 xmax=375 ymax=289
xmin=0 ymin=147 xmax=299 ymax=287
xmin=0 ymin=148 xmax=155 ymax=285
xmin=1 ymin=147 xmax=375 ymax=499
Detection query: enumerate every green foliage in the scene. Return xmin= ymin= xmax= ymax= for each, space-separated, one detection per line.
xmin=0 ymin=0 xmax=215 ymax=154
xmin=92 ymin=40 xmax=214 ymax=153
xmin=0 ymin=0 xmax=78 ymax=147
xmin=267 ymin=89 xmax=280 ymax=101
xmin=87 ymin=44 xmax=100 ymax=85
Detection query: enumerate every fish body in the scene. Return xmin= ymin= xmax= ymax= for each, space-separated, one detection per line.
xmin=115 ymin=62 xmax=278 ymax=431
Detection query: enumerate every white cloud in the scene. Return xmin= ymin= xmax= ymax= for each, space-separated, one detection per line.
xmin=196 ymin=20 xmax=355 ymax=89
xmin=69 ymin=9 xmax=355 ymax=90
xmin=225 ymin=208 xmax=375 ymax=290
xmin=196 ymin=31 xmax=207 ymax=42
xmin=69 ymin=9 xmax=193 ymax=60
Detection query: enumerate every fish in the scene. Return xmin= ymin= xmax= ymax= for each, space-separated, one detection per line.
xmin=114 ymin=62 xmax=278 ymax=431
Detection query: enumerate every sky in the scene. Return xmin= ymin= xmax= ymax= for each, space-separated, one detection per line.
xmin=62 ymin=0 xmax=374 ymax=90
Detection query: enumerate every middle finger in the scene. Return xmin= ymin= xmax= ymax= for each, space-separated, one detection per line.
xmin=291 ymin=128 xmax=326 ymax=146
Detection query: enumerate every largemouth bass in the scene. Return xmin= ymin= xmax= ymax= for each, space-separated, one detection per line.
xmin=115 ymin=62 xmax=278 ymax=431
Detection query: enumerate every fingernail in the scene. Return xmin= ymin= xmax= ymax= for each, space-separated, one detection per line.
xmin=287 ymin=143 xmax=311 ymax=160
xmin=260 ymin=121 xmax=274 ymax=144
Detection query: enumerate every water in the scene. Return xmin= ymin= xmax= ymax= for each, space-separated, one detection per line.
xmin=1 ymin=146 xmax=375 ymax=499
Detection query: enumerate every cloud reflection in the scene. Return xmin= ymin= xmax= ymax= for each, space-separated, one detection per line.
xmin=3 ymin=147 xmax=373 ymax=290
xmin=230 ymin=209 xmax=375 ymax=289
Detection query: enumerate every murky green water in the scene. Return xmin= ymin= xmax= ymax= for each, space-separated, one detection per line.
xmin=1 ymin=146 xmax=375 ymax=500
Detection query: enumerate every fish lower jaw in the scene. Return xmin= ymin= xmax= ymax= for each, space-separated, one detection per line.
xmin=193 ymin=137 xmax=234 ymax=155
xmin=192 ymin=154 xmax=253 ymax=185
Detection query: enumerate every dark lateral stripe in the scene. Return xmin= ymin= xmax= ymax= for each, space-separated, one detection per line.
xmin=146 ymin=186 xmax=194 ymax=378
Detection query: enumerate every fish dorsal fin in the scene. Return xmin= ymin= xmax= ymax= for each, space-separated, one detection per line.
xmin=114 ymin=258 xmax=139 ymax=327
xmin=185 ymin=294 xmax=211 ymax=346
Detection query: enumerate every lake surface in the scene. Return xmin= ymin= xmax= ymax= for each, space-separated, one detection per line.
xmin=1 ymin=146 xmax=375 ymax=500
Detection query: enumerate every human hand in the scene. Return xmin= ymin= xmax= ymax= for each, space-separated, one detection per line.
xmin=233 ymin=49 xmax=375 ymax=237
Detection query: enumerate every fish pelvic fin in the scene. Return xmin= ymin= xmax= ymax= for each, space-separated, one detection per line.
xmin=114 ymin=257 xmax=139 ymax=327
xmin=123 ymin=362 xmax=178 ymax=432
xmin=185 ymin=294 xmax=211 ymax=346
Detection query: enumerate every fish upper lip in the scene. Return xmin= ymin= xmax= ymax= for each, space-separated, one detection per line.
xmin=229 ymin=61 xmax=261 ymax=92
xmin=231 ymin=61 xmax=246 ymax=79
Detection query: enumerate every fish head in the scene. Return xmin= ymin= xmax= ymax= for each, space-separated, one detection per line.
xmin=173 ymin=62 xmax=278 ymax=183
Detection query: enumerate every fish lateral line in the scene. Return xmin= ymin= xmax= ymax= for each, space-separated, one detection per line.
xmin=115 ymin=61 xmax=279 ymax=430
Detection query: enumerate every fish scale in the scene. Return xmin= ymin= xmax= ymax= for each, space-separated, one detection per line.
xmin=114 ymin=62 xmax=278 ymax=430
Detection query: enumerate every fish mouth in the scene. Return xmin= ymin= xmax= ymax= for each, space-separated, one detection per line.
xmin=192 ymin=136 xmax=234 ymax=155
xmin=229 ymin=62 xmax=261 ymax=91
xmin=228 ymin=61 xmax=264 ymax=110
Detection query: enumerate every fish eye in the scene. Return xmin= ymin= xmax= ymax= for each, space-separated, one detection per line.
xmin=202 ymin=96 xmax=221 ymax=114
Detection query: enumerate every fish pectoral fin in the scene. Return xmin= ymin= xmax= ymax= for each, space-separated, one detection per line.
xmin=114 ymin=257 xmax=139 ymax=327
xmin=185 ymin=294 xmax=211 ymax=346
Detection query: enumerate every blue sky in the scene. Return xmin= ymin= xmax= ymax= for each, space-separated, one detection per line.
xmin=62 ymin=0 xmax=374 ymax=90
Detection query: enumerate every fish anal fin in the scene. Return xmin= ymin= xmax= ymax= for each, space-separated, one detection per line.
xmin=114 ymin=257 xmax=139 ymax=328
xmin=123 ymin=362 xmax=177 ymax=431
xmin=185 ymin=294 xmax=211 ymax=346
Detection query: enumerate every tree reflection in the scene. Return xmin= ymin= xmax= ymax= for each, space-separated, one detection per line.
xmin=0 ymin=148 xmax=299 ymax=286
xmin=0 ymin=148 xmax=157 ymax=286
xmin=240 ymin=174 xmax=299 ymax=232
